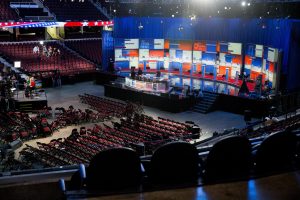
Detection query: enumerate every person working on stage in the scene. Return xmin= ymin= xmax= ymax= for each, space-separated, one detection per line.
xmin=130 ymin=67 xmax=136 ymax=79
xmin=156 ymin=69 xmax=161 ymax=78
xmin=138 ymin=68 xmax=143 ymax=76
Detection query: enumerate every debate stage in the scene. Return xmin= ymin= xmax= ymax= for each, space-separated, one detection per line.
xmin=104 ymin=84 xmax=194 ymax=113
xmin=103 ymin=71 xmax=273 ymax=117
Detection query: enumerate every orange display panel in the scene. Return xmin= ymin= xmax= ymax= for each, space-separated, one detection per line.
xmin=232 ymin=55 xmax=242 ymax=64
xmin=164 ymin=40 xmax=170 ymax=49
xmin=219 ymin=66 xmax=232 ymax=77
xmin=182 ymin=63 xmax=191 ymax=72
xmin=179 ymin=41 xmax=193 ymax=51
xmin=194 ymin=41 xmax=206 ymax=51
xmin=216 ymin=41 xmax=220 ymax=52
xmin=149 ymin=50 xmax=164 ymax=58
xmin=250 ymin=71 xmax=261 ymax=80
xmin=269 ymin=62 xmax=275 ymax=72
xmin=245 ymin=55 xmax=252 ymax=65
xmin=128 ymin=50 xmax=139 ymax=57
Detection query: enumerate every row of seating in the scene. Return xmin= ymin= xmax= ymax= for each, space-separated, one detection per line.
xmin=64 ymin=129 xmax=299 ymax=194
xmin=0 ymin=0 xmax=19 ymax=21
xmin=41 ymin=0 xmax=108 ymax=21
xmin=0 ymin=111 xmax=53 ymax=143
xmin=79 ymin=94 xmax=127 ymax=118
xmin=240 ymin=114 xmax=300 ymax=139
xmin=19 ymin=111 xmax=196 ymax=168
xmin=0 ymin=41 xmax=96 ymax=76
xmin=64 ymin=39 xmax=102 ymax=65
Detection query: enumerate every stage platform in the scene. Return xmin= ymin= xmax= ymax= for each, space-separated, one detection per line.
xmin=13 ymin=90 xmax=48 ymax=112
xmin=119 ymin=69 xmax=256 ymax=94
xmin=104 ymin=84 xmax=194 ymax=113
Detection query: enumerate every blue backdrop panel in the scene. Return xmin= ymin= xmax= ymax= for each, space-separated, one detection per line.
xmin=115 ymin=61 xmax=130 ymax=69
xmin=252 ymin=57 xmax=262 ymax=67
xmin=102 ymin=31 xmax=114 ymax=71
xmin=246 ymin=44 xmax=256 ymax=57
xmin=220 ymin=43 xmax=228 ymax=53
xmin=109 ymin=17 xmax=300 ymax=90
xmin=202 ymin=52 xmax=216 ymax=62
xmin=205 ymin=65 xmax=215 ymax=74
xmin=225 ymin=55 xmax=233 ymax=63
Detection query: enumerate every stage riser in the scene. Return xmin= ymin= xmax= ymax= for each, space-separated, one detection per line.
xmin=104 ymin=84 xmax=194 ymax=113
xmin=14 ymin=100 xmax=48 ymax=112
xmin=214 ymin=95 xmax=273 ymax=118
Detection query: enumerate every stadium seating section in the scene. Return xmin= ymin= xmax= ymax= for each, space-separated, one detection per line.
xmin=0 ymin=0 xmax=19 ymax=21
xmin=64 ymin=39 xmax=102 ymax=65
xmin=42 ymin=0 xmax=108 ymax=21
xmin=0 ymin=41 xmax=96 ymax=76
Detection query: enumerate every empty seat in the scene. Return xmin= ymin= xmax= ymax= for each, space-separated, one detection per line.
xmin=254 ymin=130 xmax=297 ymax=174
xmin=203 ymin=136 xmax=252 ymax=182
xmin=86 ymin=148 xmax=142 ymax=190
xmin=149 ymin=141 xmax=199 ymax=185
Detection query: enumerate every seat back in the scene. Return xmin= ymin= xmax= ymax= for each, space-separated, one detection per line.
xmin=150 ymin=141 xmax=199 ymax=185
xmin=204 ymin=136 xmax=252 ymax=182
xmin=255 ymin=130 xmax=297 ymax=173
xmin=86 ymin=148 xmax=142 ymax=190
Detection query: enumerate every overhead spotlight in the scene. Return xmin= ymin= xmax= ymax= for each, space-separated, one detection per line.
xmin=229 ymin=7 xmax=231 ymax=10
xmin=172 ymin=14 xmax=175 ymax=18
xmin=217 ymin=10 xmax=220 ymax=14
xmin=241 ymin=1 xmax=246 ymax=7
xmin=247 ymin=2 xmax=251 ymax=6
xmin=113 ymin=9 xmax=116 ymax=13
xmin=224 ymin=6 xmax=227 ymax=10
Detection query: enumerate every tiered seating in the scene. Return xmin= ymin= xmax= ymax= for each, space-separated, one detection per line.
xmin=64 ymin=39 xmax=102 ymax=65
xmin=41 ymin=0 xmax=108 ymax=21
xmin=0 ymin=0 xmax=19 ymax=21
xmin=19 ymin=114 xmax=195 ymax=168
xmin=0 ymin=111 xmax=53 ymax=143
xmin=17 ymin=8 xmax=48 ymax=18
xmin=79 ymin=94 xmax=127 ymax=118
xmin=0 ymin=41 xmax=96 ymax=76
xmin=239 ymin=114 xmax=300 ymax=139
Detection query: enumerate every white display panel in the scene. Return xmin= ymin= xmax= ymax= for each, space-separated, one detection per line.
xmin=139 ymin=49 xmax=149 ymax=61
xmin=228 ymin=42 xmax=242 ymax=55
xmin=149 ymin=61 xmax=157 ymax=69
xmin=267 ymin=48 xmax=278 ymax=62
xmin=255 ymin=45 xmax=263 ymax=58
xmin=124 ymin=39 xmax=139 ymax=49
xmin=154 ymin=39 xmax=164 ymax=49
xmin=115 ymin=49 xmax=128 ymax=61
xmin=163 ymin=57 xmax=169 ymax=69
xmin=169 ymin=49 xmax=176 ymax=61
xmin=182 ymin=51 xmax=192 ymax=63
xmin=14 ymin=61 xmax=21 ymax=68
xmin=219 ymin=53 xmax=226 ymax=65
xmin=129 ymin=57 xmax=139 ymax=68
xmin=193 ymin=51 xmax=202 ymax=63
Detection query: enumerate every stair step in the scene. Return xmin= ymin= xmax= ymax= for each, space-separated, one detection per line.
xmin=193 ymin=108 xmax=208 ymax=114
xmin=195 ymin=104 xmax=211 ymax=108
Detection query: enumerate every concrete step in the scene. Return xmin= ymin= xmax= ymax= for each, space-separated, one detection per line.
xmin=193 ymin=107 xmax=208 ymax=114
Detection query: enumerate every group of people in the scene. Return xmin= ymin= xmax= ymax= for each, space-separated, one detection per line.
xmin=33 ymin=45 xmax=61 ymax=58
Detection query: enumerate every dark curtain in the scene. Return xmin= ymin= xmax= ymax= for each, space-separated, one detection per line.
xmin=287 ymin=22 xmax=300 ymax=91
xmin=102 ymin=30 xmax=114 ymax=71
